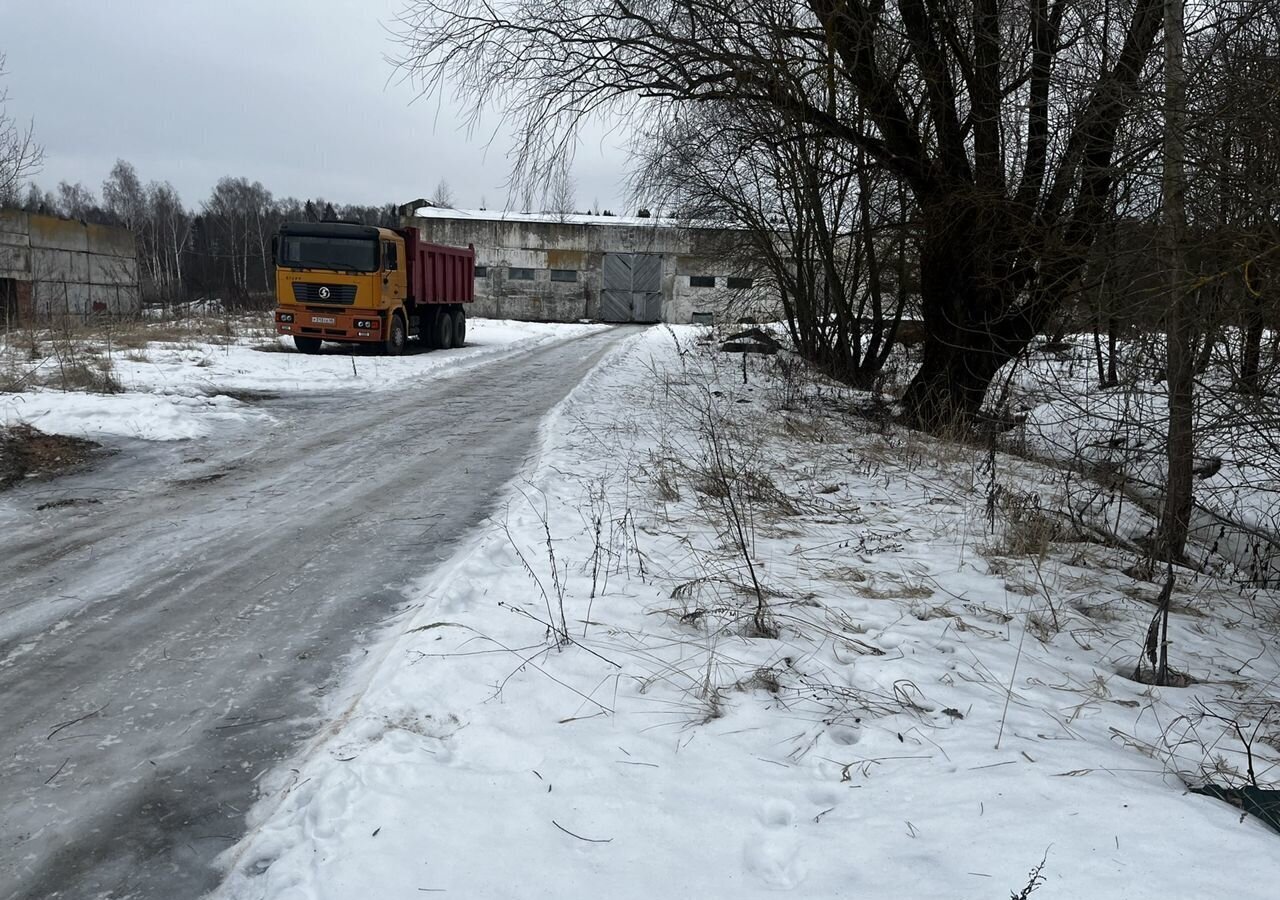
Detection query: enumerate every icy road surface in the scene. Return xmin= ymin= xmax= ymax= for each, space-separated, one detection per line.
xmin=0 ymin=326 xmax=633 ymax=899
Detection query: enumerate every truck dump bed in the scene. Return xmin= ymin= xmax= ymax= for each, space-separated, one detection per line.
xmin=402 ymin=228 xmax=474 ymax=306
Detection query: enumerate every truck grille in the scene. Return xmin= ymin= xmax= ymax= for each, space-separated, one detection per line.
xmin=292 ymin=283 xmax=356 ymax=304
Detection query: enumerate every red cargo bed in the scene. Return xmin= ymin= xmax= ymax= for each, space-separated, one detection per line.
xmin=402 ymin=229 xmax=474 ymax=306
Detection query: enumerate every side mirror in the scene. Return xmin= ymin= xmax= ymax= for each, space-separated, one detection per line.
xmin=270 ymin=235 xmax=279 ymax=261
xmin=383 ymin=243 xmax=399 ymax=271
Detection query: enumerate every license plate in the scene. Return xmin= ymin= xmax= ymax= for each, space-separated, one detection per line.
xmin=311 ymin=316 xmax=335 ymax=324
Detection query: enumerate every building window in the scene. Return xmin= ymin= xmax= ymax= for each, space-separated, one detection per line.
xmin=474 ymin=265 xmax=489 ymax=278
xmin=727 ymin=276 xmax=753 ymax=289
xmin=509 ymin=267 xmax=535 ymax=281
xmin=689 ymin=275 xmax=716 ymax=288
xmin=550 ymin=269 xmax=578 ymax=283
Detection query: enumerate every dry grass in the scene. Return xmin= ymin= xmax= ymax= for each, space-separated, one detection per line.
xmin=821 ymin=565 xmax=869 ymax=584
xmin=857 ymin=578 xmax=935 ymax=601
xmin=0 ymin=353 xmax=121 ymax=394
xmin=983 ymin=487 xmax=1073 ymax=559
xmin=908 ymin=601 xmax=956 ymax=620
xmin=1026 ymin=611 xmax=1059 ymax=643
xmin=649 ymin=455 xmax=682 ymax=503
xmin=1069 ymin=597 xmax=1126 ymax=623
xmin=692 ymin=464 xmax=801 ymax=517
xmin=51 ymin=358 xmax=122 ymax=393
xmin=6 ymin=312 xmax=271 ymax=353
xmin=2 ymin=313 xmax=273 ymax=395
xmin=0 ymin=359 xmax=33 ymax=393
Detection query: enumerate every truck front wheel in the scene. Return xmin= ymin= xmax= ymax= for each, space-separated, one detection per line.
xmin=435 ymin=309 xmax=454 ymax=351
xmin=294 ymin=335 xmax=322 ymax=355
xmin=385 ymin=313 xmax=407 ymax=356
xmin=451 ymin=308 xmax=466 ymax=348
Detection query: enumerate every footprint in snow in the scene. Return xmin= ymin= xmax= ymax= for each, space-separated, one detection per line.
xmin=825 ymin=725 xmax=861 ymax=747
xmin=759 ymin=799 xmax=796 ymax=828
xmin=744 ymin=833 xmax=808 ymax=889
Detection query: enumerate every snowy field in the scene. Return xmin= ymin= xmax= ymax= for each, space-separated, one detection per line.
xmin=0 ymin=317 xmax=606 ymax=441
xmin=207 ymin=327 xmax=1280 ymax=899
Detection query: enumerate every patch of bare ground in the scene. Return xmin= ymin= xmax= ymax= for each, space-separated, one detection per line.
xmin=0 ymin=425 xmax=101 ymax=490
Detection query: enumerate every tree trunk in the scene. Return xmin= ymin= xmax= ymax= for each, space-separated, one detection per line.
xmin=1093 ymin=320 xmax=1106 ymax=384
xmin=1156 ymin=0 xmax=1194 ymax=564
xmin=1161 ymin=289 xmax=1196 ymax=563
xmin=899 ymin=198 xmax=1033 ymax=429
xmin=1107 ymin=316 xmax=1119 ymax=386
xmin=1240 ymin=292 xmax=1264 ymax=393
xmin=901 ymin=335 xmax=1013 ymax=427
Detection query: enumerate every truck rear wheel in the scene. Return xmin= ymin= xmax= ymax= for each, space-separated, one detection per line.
xmin=294 ymin=335 xmax=322 ymax=355
xmin=451 ymin=308 xmax=466 ymax=348
xmin=385 ymin=313 xmax=407 ymax=356
xmin=435 ymin=309 xmax=454 ymax=351
xmin=415 ymin=310 xmax=434 ymax=346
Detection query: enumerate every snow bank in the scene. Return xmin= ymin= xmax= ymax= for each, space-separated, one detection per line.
xmin=0 ymin=390 xmax=246 ymax=442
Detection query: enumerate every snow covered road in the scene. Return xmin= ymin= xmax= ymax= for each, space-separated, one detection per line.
xmin=0 ymin=325 xmax=633 ymax=899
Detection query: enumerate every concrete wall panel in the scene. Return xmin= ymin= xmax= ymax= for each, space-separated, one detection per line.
xmin=88 ymin=252 xmax=137 ymax=285
xmin=0 ymin=245 xmax=31 ymax=278
xmin=546 ymin=249 xmax=587 ymax=269
xmin=34 ymin=248 xmax=91 ymax=283
xmin=29 ymin=214 xmax=91 ymax=253
xmin=34 ymin=280 xmax=91 ymax=316
xmin=0 ymin=209 xmax=29 ymax=236
xmin=0 ymin=211 xmax=140 ymax=320
xmin=0 ymin=228 xmax=29 ymax=248
xmin=86 ymin=221 xmax=137 ymax=258
xmin=89 ymin=282 xmax=122 ymax=312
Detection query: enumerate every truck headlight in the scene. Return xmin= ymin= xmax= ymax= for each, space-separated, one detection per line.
xmin=355 ymin=319 xmax=376 ymax=329
xmin=278 ymin=312 xmax=294 ymax=323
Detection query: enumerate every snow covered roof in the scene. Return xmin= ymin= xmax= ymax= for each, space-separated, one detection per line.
xmin=412 ymin=205 xmax=731 ymax=230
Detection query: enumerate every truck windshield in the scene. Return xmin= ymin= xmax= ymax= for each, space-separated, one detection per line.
xmin=278 ymin=235 xmax=378 ymax=273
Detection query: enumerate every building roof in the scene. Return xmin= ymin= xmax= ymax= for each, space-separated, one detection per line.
xmin=412 ymin=206 xmax=728 ymax=230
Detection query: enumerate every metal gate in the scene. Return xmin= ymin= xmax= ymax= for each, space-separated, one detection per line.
xmin=601 ymin=253 xmax=663 ymax=323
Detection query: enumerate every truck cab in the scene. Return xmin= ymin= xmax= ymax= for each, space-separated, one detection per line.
xmin=273 ymin=221 xmax=473 ymax=355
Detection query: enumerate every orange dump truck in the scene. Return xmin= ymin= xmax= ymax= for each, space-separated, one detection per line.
xmin=273 ymin=221 xmax=474 ymax=355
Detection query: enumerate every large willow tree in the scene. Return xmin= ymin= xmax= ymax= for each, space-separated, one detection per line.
xmin=396 ymin=0 xmax=1166 ymax=427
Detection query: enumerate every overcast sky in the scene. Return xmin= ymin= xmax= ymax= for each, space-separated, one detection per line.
xmin=1 ymin=0 xmax=632 ymax=212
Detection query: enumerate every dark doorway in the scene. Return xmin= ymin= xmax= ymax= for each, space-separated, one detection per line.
xmin=1 ymin=278 xmax=20 ymax=329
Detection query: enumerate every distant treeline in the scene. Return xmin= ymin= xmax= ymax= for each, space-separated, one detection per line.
xmin=14 ymin=159 xmax=400 ymax=305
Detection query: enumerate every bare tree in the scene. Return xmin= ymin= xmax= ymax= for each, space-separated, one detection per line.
xmin=544 ymin=158 xmax=576 ymax=221
xmin=395 ymin=0 xmax=1168 ymax=428
xmin=101 ymin=159 xmax=146 ymax=231
xmin=54 ymin=181 xmax=99 ymax=221
xmin=429 ymin=177 xmax=456 ymax=208
xmin=0 ymin=52 xmax=42 ymax=205
xmin=20 ymin=182 xmax=54 ymax=214
xmin=203 ymin=177 xmax=275 ymax=298
xmin=146 ymin=181 xmax=191 ymax=297
xmin=633 ymin=100 xmax=909 ymax=386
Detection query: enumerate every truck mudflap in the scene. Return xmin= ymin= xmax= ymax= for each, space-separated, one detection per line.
xmin=275 ymin=308 xmax=383 ymax=342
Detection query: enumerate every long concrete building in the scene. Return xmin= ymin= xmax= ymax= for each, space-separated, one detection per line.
xmin=405 ymin=206 xmax=765 ymax=324
xmin=0 ymin=209 xmax=140 ymax=325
